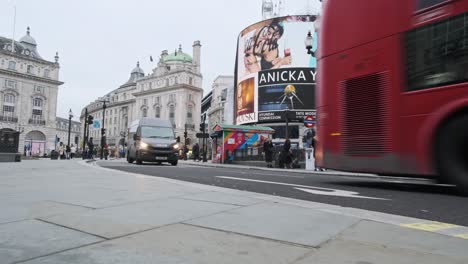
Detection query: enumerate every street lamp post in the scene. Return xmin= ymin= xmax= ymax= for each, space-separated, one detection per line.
xmin=202 ymin=115 xmax=207 ymax=162
xmin=99 ymin=100 xmax=108 ymax=160
xmin=305 ymin=30 xmax=314 ymax=56
xmin=285 ymin=108 xmax=289 ymax=139
xmin=82 ymin=108 xmax=88 ymax=159
xmin=67 ymin=109 xmax=73 ymax=149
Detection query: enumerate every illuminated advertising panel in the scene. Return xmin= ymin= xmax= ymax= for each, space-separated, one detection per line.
xmin=235 ymin=15 xmax=318 ymax=125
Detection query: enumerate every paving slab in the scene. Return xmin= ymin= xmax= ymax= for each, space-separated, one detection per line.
xmin=185 ymin=202 xmax=360 ymax=247
xmin=23 ymin=224 xmax=312 ymax=264
xmin=177 ymin=191 xmax=265 ymax=206
xmin=39 ymin=198 xmax=239 ymax=239
xmin=0 ymin=219 xmax=103 ymax=264
xmin=0 ymin=200 xmax=92 ymax=225
xmin=293 ymin=238 xmax=465 ymax=264
xmin=336 ymin=220 xmax=468 ymax=262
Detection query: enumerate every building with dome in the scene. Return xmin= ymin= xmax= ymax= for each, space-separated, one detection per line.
xmin=81 ymin=41 xmax=203 ymax=150
xmin=0 ymin=27 xmax=79 ymax=156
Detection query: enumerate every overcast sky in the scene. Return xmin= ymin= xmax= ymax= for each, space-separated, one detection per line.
xmin=0 ymin=0 xmax=320 ymax=120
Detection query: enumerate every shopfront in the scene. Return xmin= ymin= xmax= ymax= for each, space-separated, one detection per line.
xmin=210 ymin=124 xmax=274 ymax=164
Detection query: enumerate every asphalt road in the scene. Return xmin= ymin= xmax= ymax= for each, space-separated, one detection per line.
xmin=98 ymin=160 xmax=468 ymax=226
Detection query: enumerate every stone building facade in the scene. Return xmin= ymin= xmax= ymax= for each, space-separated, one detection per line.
xmin=206 ymin=75 xmax=234 ymax=135
xmin=81 ymin=41 xmax=203 ymax=148
xmin=0 ymin=27 xmax=78 ymax=156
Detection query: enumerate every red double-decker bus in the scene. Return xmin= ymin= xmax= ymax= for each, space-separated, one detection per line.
xmin=316 ymin=0 xmax=468 ymax=193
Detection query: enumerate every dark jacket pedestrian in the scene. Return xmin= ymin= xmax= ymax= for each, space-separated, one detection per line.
xmin=281 ymin=139 xmax=292 ymax=168
xmin=192 ymin=143 xmax=200 ymax=161
xmin=263 ymin=139 xmax=274 ymax=167
xmin=88 ymin=141 xmax=95 ymax=159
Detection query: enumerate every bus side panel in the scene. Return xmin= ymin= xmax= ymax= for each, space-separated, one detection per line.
xmin=319 ymin=35 xmax=410 ymax=174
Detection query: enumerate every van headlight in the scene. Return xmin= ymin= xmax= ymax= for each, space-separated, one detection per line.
xmin=139 ymin=141 xmax=149 ymax=149
xmin=173 ymin=143 xmax=180 ymax=150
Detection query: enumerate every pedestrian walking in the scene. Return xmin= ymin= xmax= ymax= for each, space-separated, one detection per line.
xmin=263 ymin=138 xmax=274 ymax=168
xmin=192 ymin=143 xmax=200 ymax=161
xmin=281 ymin=138 xmax=293 ymax=169
xmin=70 ymin=144 xmax=76 ymax=159
xmin=183 ymin=145 xmax=189 ymax=160
xmin=88 ymin=139 xmax=95 ymax=160
xmin=58 ymin=143 xmax=65 ymax=160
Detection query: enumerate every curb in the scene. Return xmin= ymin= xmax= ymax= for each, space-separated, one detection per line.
xmin=178 ymin=161 xmax=438 ymax=184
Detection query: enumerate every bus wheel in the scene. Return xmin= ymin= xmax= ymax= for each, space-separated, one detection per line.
xmin=436 ymin=115 xmax=468 ymax=195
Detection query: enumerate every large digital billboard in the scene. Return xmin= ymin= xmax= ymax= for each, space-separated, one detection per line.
xmin=235 ymin=15 xmax=318 ymax=125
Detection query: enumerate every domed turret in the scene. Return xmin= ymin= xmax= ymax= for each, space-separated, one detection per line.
xmin=131 ymin=61 xmax=145 ymax=75
xmin=19 ymin=27 xmax=37 ymax=46
xmin=162 ymin=45 xmax=193 ymax=63
xmin=120 ymin=61 xmax=145 ymax=88
xmin=18 ymin=27 xmax=43 ymax=59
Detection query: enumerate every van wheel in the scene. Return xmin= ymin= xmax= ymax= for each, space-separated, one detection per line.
xmin=127 ymin=152 xmax=134 ymax=164
xmin=135 ymin=151 xmax=143 ymax=165
xmin=436 ymin=115 xmax=468 ymax=195
xmin=171 ymin=160 xmax=178 ymax=166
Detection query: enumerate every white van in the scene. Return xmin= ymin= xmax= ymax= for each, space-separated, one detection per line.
xmin=127 ymin=118 xmax=180 ymax=165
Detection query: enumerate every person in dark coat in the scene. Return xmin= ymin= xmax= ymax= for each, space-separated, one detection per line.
xmin=192 ymin=143 xmax=200 ymax=161
xmin=263 ymin=139 xmax=274 ymax=168
xmin=281 ymin=138 xmax=292 ymax=169
xmin=88 ymin=139 xmax=95 ymax=160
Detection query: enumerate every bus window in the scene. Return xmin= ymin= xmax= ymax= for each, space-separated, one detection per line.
xmin=417 ymin=0 xmax=448 ymax=10
xmin=406 ymin=13 xmax=468 ymax=91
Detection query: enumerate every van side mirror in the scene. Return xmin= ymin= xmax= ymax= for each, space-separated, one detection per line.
xmin=133 ymin=134 xmax=139 ymax=140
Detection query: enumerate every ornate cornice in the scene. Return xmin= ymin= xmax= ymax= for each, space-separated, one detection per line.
xmin=0 ymin=68 xmax=64 ymax=86
xmin=132 ymin=84 xmax=203 ymax=97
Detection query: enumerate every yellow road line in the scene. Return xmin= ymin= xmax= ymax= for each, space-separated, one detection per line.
xmin=454 ymin=233 xmax=468 ymax=239
xmin=401 ymin=222 xmax=459 ymax=232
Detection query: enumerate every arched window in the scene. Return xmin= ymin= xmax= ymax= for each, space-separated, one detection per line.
xmin=4 ymin=94 xmax=15 ymax=104
xmin=32 ymin=98 xmax=43 ymax=121
xmin=3 ymin=94 xmax=15 ymax=118
xmin=169 ymin=105 xmax=175 ymax=126
xmin=142 ymin=108 xmax=147 ymax=118
xmin=27 ymin=65 xmax=34 ymax=74
xmin=33 ymin=98 xmax=43 ymax=107
xmin=187 ymin=105 xmax=193 ymax=124
xmin=155 ymin=106 xmax=161 ymax=118
xmin=123 ymin=116 xmax=128 ymax=128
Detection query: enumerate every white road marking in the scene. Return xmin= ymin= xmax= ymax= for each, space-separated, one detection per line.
xmin=216 ymin=176 xmax=389 ymax=200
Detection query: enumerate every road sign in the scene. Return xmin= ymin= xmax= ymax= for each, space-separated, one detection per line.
xmin=93 ymin=120 xmax=101 ymax=129
xmin=196 ymin=133 xmax=209 ymax=138
xmin=304 ymin=115 xmax=316 ymax=128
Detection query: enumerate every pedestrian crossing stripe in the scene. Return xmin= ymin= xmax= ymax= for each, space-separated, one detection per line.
xmin=401 ymin=222 xmax=459 ymax=232
xmin=455 ymin=233 xmax=468 ymax=239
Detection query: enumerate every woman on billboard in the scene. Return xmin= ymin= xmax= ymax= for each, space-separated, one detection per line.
xmin=255 ymin=20 xmax=292 ymax=70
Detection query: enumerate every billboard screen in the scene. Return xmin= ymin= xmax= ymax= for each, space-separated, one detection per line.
xmin=235 ymin=15 xmax=318 ymax=125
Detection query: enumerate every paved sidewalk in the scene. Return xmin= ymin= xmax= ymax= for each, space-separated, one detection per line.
xmin=0 ymin=160 xmax=467 ymax=263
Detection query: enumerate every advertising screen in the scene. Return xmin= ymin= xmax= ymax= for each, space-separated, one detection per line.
xmin=235 ymin=15 xmax=318 ymax=125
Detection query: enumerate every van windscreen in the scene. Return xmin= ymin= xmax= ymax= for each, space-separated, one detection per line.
xmin=141 ymin=126 xmax=174 ymax=139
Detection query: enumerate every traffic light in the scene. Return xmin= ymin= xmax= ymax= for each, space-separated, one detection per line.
xmin=101 ymin=128 xmax=106 ymax=136
xmin=184 ymin=131 xmax=188 ymax=138
xmin=87 ymin=115 xmax=94 ymax=125
xmin=176 ymin=136 xmax=181 ymax=143
xmin=75 ymin=136 xmax=79 ymax=144
xmin=200 ymin=123 xmax=205 ymax=132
